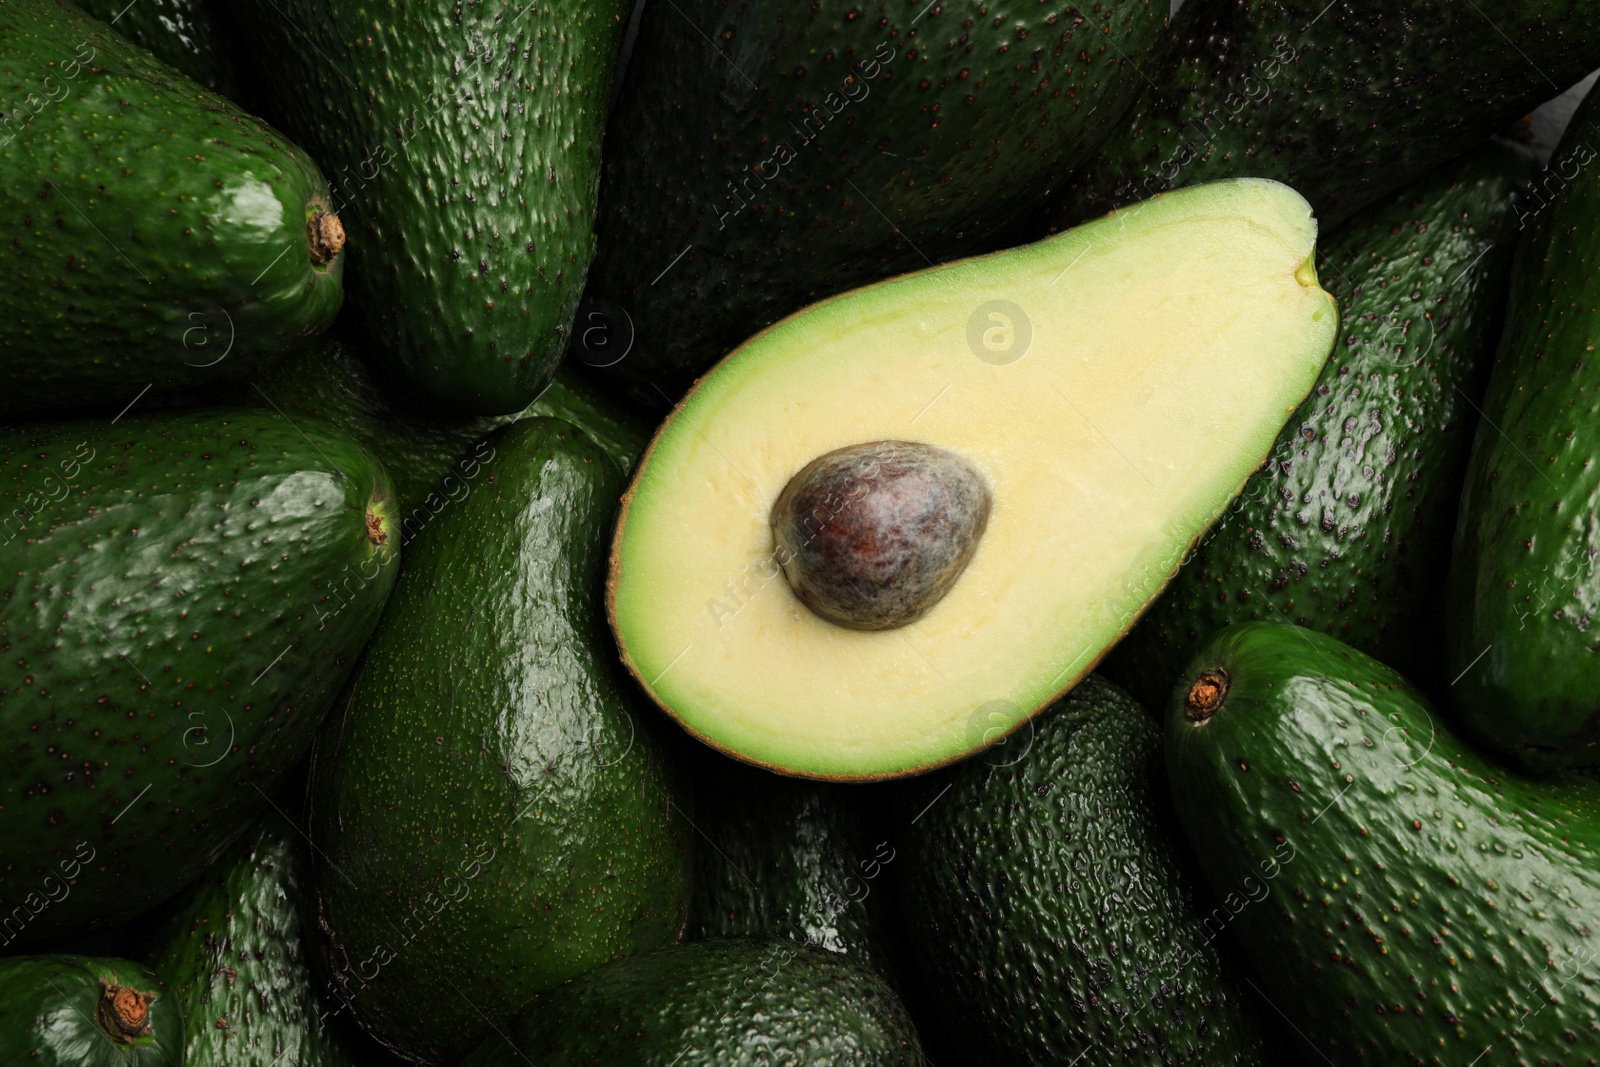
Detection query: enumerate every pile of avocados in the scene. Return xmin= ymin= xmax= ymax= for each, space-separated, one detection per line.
xmin=5 ymin=0 xmax=1600 ymax=1061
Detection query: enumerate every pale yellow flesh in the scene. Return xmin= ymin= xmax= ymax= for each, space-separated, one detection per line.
xmin=611 ymin=179 xmax=1338 ymax=779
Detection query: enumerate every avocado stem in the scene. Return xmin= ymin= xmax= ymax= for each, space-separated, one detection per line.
xmin=97 ymin=982 xmax=154 ymax=1041
xmin=1185 ymin=668 xmax=1230 ymax=722
xmin=365 ymin=507 xmax=388 ymax=546
xmin=309 ymin=210 xmax=346 ymax=264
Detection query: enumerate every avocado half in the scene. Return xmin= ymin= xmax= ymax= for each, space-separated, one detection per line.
xmin=607 ymin=178 xmax=1338 ymax=780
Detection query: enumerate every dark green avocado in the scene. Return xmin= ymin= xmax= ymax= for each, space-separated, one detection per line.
xmin=305 ymin=418 xmax=692 ymax=1065
xmin=1105 ymin=140 xmax=1533 ymax=709
xmin=585 ymin=0 xmax=1169 ymax=402
xmin=1447 ymin=85 xmax=1600 ymax=770
xmin=146 ymin=811 xmax=358 ymax=1066
xmin=1165 ymin=621 xmax=1600 ymax=1064
xmin=456 ymin=939 xmax=923 ymax=1066
xmin=900 ymin=674 xmax=1272 ymax=1064
xmin=1 ymin=0 xmax=343 ymax=421
xmin=72 ymin=0 xmax=237 ymax=94
xmin=0 ymin=955 xmax=183 ymax=1066
xmin=0 ymin=410 xmax=397 ymax=949
xmin=228 ymin=0 xmax=631 ymax=414
xmin=1038 ymin=0 xmax=1600 ymax=232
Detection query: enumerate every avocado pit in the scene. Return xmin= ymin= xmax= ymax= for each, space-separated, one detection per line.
xmin=770 ymin=440 xmax=990 ymax=631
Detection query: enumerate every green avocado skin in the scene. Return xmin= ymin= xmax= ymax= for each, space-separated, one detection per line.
xmin=1039 ymin=0 xmax=1600 ymax=232
xmin=1105 ymin=141 xmax=1532 ymax=710
xmin=72 ymin=0 xmax=237 ymax=94
xmin=0 ymin=410 xmax=397 ymax=949
xmin=0 ymin=0 xmax=341 ymax=421
xmin=146 ymin=814 xmax=357 ymax=1067
xmin=305 ymin=418 xmax=693 ymax=1065
xmin=1165 ymin=622 xmax=1600 ymax=1064
xmin=228 ymin=0 xmax=629 ymax=414
xmin=1447 ymin=88 xmax=1600 ymax=770
xmin=457 ymin=939 xmax=923 ymax=1066
xmin=0 ymin=955 xmax=183 ymax=1066
xmin=899 ymin=675 xmax=1272 ymax=1065
xmin=586 ymin=0 xmax=1168 ymax=401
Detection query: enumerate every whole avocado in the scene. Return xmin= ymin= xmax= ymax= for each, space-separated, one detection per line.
xmin=1447 ymin=85 xmax=1600 ymax=769
xmin=0 ymin=410 xmax=397 ymax=948
xmin=0 ymin=955 xmax=183 ymax=1066
xmin=1166 ymin=622 xmax=1600 ymax=1064
xmin=457 ymin=939 xmax=923 ymax=1066
xmin=228 ymin=0 xmax=631 ymax=414
xmin=1 ymin=0 xmax=343 ymax=421
xmin=1105 ymin=140 xmax=1532 ymax=708
xmin=900 ymin=674 xmax=1274 ymax=1065
xmin=305 ymin=418 xmax=692 ymax=1065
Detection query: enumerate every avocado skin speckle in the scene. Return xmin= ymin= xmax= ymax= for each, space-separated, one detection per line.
xmin=0 ymin=410 xmax=397 ymax=949
xmin=0 ymin=955 xmax=183 ymax=1065
xmin=1166 ymin=622 xmax=1600 ymax=1064
xmin=1039 ymin=0 xmax=1600 ymax=232
xmin=72 ymin=0 xmax=238 ymax=95
xmin=305 ymin=418 xmax=693 ymax=1066
xmin=1105 ymin=141 xmax=1533 ymax=711
xmin=457 ymin=938 xmax=923 ymax=1066
xmin=1447 ymin=87 xmax=1600 ymax=771
xmin=0 ymin=0 xmax=343 ymax=421
xmin=900 ymin=675 xmax=1275 ymax=1065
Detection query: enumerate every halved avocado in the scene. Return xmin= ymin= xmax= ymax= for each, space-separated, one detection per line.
xmin=608 ymin=179 xmax=1338 ymax=780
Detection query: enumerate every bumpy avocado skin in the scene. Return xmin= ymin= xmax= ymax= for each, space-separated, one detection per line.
xmin=1166 ymin=622 xmax=1600 ymax=1064
xmin=1039 ymin=0 xmax=1600 ymax=232
xmin=0 ymin=411 xmax=397 ymax=948
xmin=1447 ymin=89 xmax=1600 ymax=770
xmin=146 ymin=813 xmax=358 ymax=1067
xmin=72 ymin=0 xmax=237 ymax=94
xmin=586 ymin=0 xmax=1168 ymax=401
xmin=456 ymin=939 xmax=923 ymax=1066
xmin=900 ymin=675 xmax=1272 ymax=1065
xmin=305 ymin=418 xmax=692 ymax=1065
xmin=0 ymin=955 xmax=183 ymax=1066
xmin=1105 ymin=141 xmax=1532 ymax=710
xmin=0 ymin=0 xmax=341 ymax=421
xmin=228 ymin=0 xmax=629 ymax=414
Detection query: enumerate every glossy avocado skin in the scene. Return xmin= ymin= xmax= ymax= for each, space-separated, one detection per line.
xmin=305 ymin=418 xmax=693 ymax=1065
xmin=147 ymin=813 xmax=358 ymax=1067
xmin=1105 ymin=141 xmax=1532 ymax=710
xmin=0 ymin=411 xmax=397 ymax=949
xmin=900 ymin=675 xmax=1272 ymax=1065
xmin=238 ymin=334 xmax=650 ymax=514
xmin=1448 ymin=89 xmax=1600 ymax=770
xmin=0 ymin=955 xmax=183 ymax=1066
xmin=457 ymin=939 xmax=923 ymax=1066
xmin=586 ymin=0 xmax=1168 ymax=402
xmin=1166 ymin=622 xmax=1600 ymax=1064
xmin=228 ymin=0 xmax=629 ymax=414
xmin=72 ymin=0 xmax=237 ymax=94
xmin=0 ymin=0 xmax=341 ymax=421
xmin=1039 ymin=0 xmax=1600 ymax=232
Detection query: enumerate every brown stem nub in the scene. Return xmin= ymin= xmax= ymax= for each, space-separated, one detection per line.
xmin=1185 ymin=668 xmax=1230 ymax=723
xmin=365 ymin=507 xmax=387 ymax=546
xmin=309 ymin=210 xmax=346 ymax=264
xmin=98 ymin=982 xmax=154 ymax=1041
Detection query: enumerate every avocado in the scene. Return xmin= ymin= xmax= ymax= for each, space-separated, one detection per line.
xmin=586 ymin=0 xmax=1169 ymax=400
xmin=608 ymin=178 xmax=1337 ymax=780
xmin=1447 ymin=86 xmax=1600 ymax=770
xmin=0 ymin=410 xmax=397 ymax=949
xmin=1104 ymin=141 xmax=1533 ymax=710
xmin=1166 ymin=621 xmax=1600 ymax=1062
xmin=238 ymin=334 xmax=651 ymax=514
xmin=228 ymin=0 xmax=630 ymax=414
xmin=146 ymin=810 xmax=359 ymax=1067
xmin=72 ymin=0 xmax=237 ymax=94
xmin=456 ymin=939 xmax=923 ymax=1066
xmin=0 ymin=955 xmax=183 ymax=1065
xmin=899 ymin=674 xmax=1272 ymax=1064
xmin=305 ymin=417 xmax=693 ymax=1065
xmin=1039 ymin=0 xmax=1600 ymax=232
xmin=1 ymin=0 xmax=343 ymax=421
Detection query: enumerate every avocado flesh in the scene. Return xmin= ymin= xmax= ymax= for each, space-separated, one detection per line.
xmin=0 ymin=956 xmax=183 ymax=1066
xmin=610 ymin=179 xmax=1339 ymax=780
xmin=1166 ymin=621 xmax=1600 ymax=1062
xmin=1105 ymin=141 xmax=1534 ymax=708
